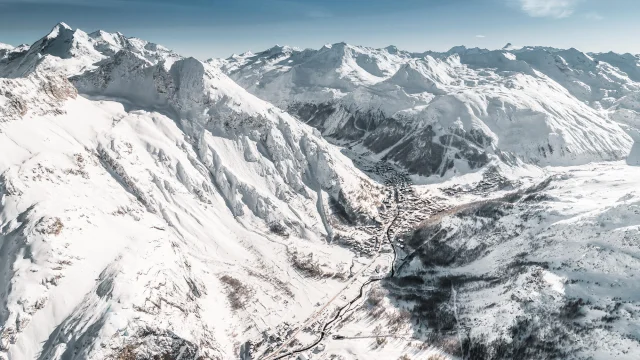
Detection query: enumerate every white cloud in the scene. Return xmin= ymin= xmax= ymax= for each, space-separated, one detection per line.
xmin=476 ymin=35 xmax=486 ymax=38
xmin=518 ymin=0 xmax=580 ymax=18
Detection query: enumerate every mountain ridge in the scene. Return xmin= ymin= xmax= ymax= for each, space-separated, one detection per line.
xmin=0 ymin=23 xmax=392 ymax=360
xmin=216 ymin=41 xmax=636 ymax=179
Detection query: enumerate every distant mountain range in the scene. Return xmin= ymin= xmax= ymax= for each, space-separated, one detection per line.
xmin=214 ymin=41 xmax=640 ymax=178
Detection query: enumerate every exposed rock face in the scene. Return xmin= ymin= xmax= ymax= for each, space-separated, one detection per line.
xmin=0 ymin=75 xmax=77 ymax=121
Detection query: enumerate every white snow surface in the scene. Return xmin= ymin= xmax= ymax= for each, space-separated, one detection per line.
xmin=3 ymin=23 xmax=640 ymax=360
xmin=402 ymin=162 xmax=640 ymax=359
xmin=0 ymin=24 xmax=387 ymax=360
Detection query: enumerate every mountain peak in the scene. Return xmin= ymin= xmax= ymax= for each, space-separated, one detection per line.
xmin=501 ymin=42 xmax=523 ymax=51
xmin=262 ymin=44 xmax=293 ymax=55
xmin=449 ymin=45 xmax=467 ymax=52
xmin=56 ymin=21 xmax=72 ymax=30
xmin=321 ymin=42 xmax=348 ymax=50
xmin=385 ymin=45 xmax=399 ymax=54
xmin=88 ymin=29 xmax=110 ymax=37
xmin=47 ymin=22 xmax=73 ymax=39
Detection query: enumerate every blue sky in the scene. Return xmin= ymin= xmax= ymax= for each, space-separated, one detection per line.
xmin=0 ymin=0 xmax=638 ymax=59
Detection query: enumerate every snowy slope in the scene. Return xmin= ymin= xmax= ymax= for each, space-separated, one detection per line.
xmin=217 ymin=43 xmax=637 ymax=179
xmin=0 ymin=24 xmax=388 ymax=360
xmin=284 ymin=162 xmax=640 ymax=360
xmin=0 ymin=44 xmax=13 ymax=60
xmin=0 ymin=43 xmax=28 ymax=70
xmin=71 ymin=52 xmax=384 ymax=229
xmin=0 ymin=97 xmax=380 ymax=359
xmin=384 ymin=162 xmax=640 ymax=359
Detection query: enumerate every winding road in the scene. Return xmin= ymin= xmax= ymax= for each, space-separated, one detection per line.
xmin=261 ymin=165 xmax=410 ymax=360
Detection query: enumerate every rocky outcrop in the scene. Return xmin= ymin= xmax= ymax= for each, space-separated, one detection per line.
xmin=0 ymin=75 xmax=77 ymax=121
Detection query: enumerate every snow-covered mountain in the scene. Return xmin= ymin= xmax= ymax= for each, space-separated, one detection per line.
xmin=0 ymin=43 xmax=14 ymax=60
xmin=0 ymin=24 xmax=396 ymax=360
xmin=3 ymin=23 xmax=640 ymax=360
xmin=0 ymin=22 xmax=181 ymax=79
xmin=216 ymin=43 xmax=638 ymax=179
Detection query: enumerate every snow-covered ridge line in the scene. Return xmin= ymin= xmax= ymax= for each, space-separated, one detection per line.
xmin=214 ymin=40 xmax=639 ymax=179
xmin=0 ymin=22 xmax=181 ymax=79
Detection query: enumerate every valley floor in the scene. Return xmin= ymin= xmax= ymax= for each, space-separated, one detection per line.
xmin=256 ymin=160 xmax=640 ymax=360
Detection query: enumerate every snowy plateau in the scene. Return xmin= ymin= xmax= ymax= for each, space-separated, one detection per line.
xmin=1 ymin=22 xmax=640 ymax=360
